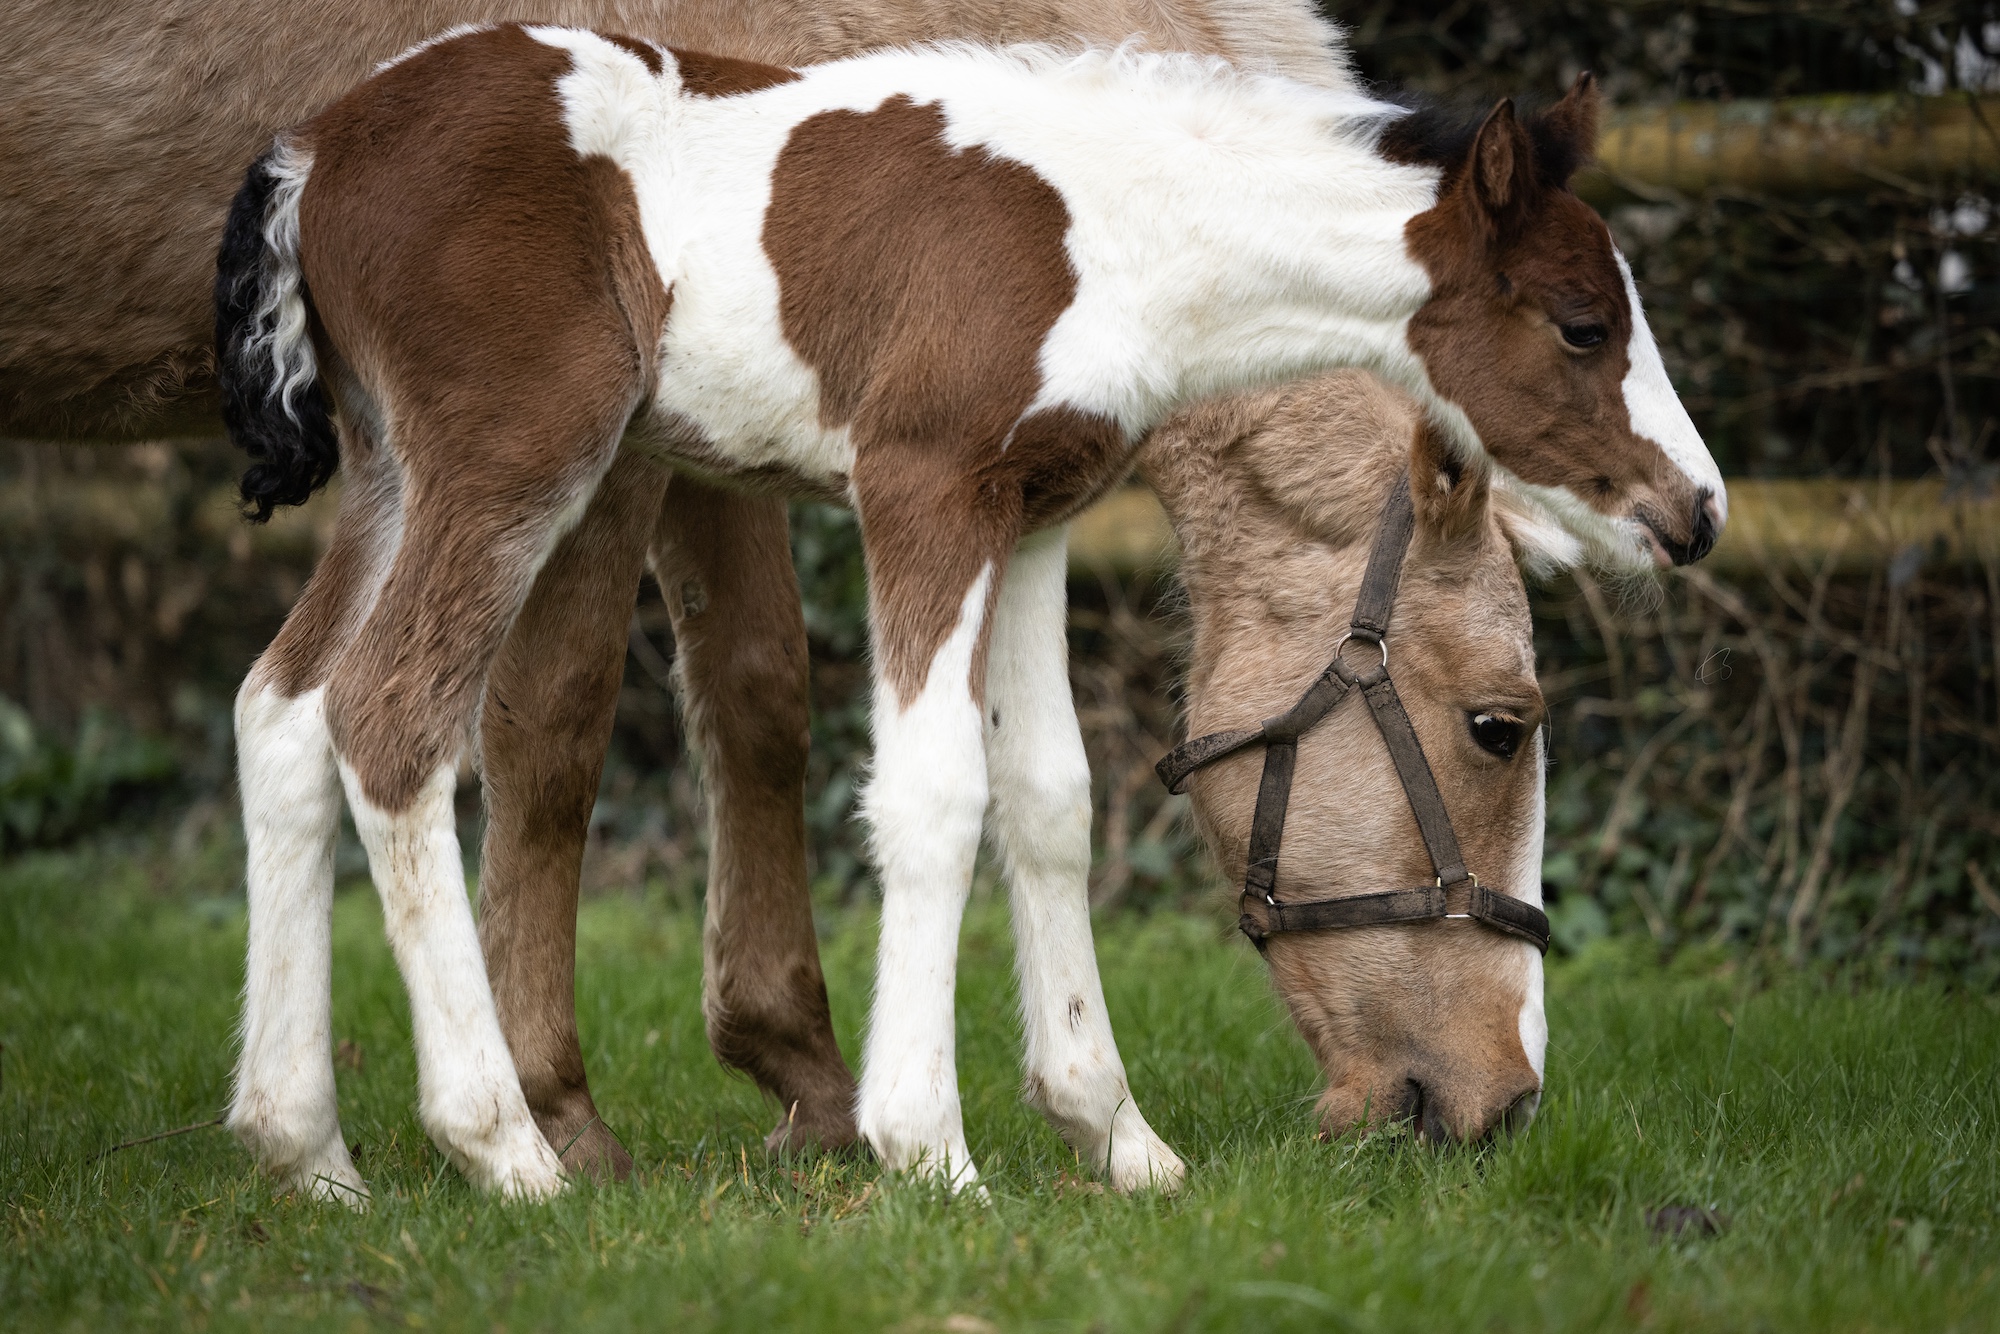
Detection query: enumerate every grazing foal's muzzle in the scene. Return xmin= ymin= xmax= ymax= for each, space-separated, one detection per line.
xmin=1157 ymin=477 xmax=1551 ymax=954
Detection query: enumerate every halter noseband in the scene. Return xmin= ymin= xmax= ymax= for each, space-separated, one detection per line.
xmin=1155 ymin=476 xmax=1551 ymax=955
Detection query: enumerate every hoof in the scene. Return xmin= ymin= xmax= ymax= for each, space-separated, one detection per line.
xmin=548 ymin=1112 xmax=632 ymax=1184
xmin=285 ymin=1159 xmax=372 ymax=1211
xmin=764 ymin=1096 xmax=863 ymax=1156
xmin=528 ymin=1088 xmax=628 ymax=1184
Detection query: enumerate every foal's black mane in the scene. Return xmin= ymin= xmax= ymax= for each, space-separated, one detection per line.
xmin=1374 ymin=91 xmax=1591 ymax=189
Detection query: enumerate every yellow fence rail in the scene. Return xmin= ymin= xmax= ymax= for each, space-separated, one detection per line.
xmin=1066 ymin=478 xmax=2000 ymax=578
xmin=1577 ymin=93 xmax=2000 ymax=202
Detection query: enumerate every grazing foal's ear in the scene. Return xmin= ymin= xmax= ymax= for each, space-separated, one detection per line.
xmin=1409 ymin=413 xmax=1490 ymax=554
xmin=1468 ymin=99 xmax=1536 ymax=237
xmin=1534 ymin=71 xmax=1601 ymax=189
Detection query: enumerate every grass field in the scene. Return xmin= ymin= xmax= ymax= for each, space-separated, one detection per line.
xmin=3 ymin=845 xmax=1998 ymax=1332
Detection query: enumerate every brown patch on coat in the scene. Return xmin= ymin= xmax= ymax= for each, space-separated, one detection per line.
xmin=1141 ymin=370 xmax=1545 ymax=1142
xmin=296 ymin=25 xmax=668 ymax=809
xmin=764 ymin=95 xmax=1126 ymax=704
xmin=1 ymin=0 xmax=1345 ymax=439
xmin=1388 ymin=78 xmax=1709 ymax=557
xmin=669 ymin=46 xmax=800 ymax=96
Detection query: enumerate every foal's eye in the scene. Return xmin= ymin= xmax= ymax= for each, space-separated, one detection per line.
xmin=1469 ymin=712 xmax=1525 ymax=759
xmin=1560 ymin=321 xmax=1608 ymax=349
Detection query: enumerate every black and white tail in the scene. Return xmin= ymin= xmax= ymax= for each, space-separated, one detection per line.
xmin=214 ymin=141 xmax=338 ymax=522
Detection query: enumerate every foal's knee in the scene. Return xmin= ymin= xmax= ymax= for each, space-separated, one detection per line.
xmin=865 ymin=734 xmax=989 ymax=873
xmin=990 ymin=752 xmax=1092 ymax=877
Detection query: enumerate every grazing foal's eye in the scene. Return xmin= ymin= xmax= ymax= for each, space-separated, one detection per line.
xmin=1469 ymin=712 xmax=1525 ymax=759
xmin=1560 ymin=321 xmax=1608 ymax=349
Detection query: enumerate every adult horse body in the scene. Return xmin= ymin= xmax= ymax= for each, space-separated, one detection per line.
xmin=4 ymin=0 xmax=1356 ymax=1178
xmin=220 ymin=26 xmax=1722 ymax=1199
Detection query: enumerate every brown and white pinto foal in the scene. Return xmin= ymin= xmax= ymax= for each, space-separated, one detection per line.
xmin=218 ymin=26 xmax=1723 ymax=1200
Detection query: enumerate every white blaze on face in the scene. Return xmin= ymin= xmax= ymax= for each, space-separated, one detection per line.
xmin=1616 ymin=250 xmax=1727 ymax=524
xmin=1513 ymin=727 xmax=1551 ymax=1082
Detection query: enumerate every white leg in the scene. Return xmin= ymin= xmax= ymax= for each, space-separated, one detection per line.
xmin=855 ymin=566 xmax=995 ymax=1192
xmin=340 ymin=759 xmax=564 ymax=1199
xmin=228 ymin=680 xmax=368 ymax=1206
xmin=984 ymin=529 xmax=1186 ymax=1193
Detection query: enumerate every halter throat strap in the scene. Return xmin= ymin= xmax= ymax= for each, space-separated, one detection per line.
xmin=1154 ymin=475 xmax=1551 ymax=955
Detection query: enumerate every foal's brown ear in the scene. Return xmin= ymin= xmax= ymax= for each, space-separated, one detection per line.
xmin=1467 ymin=99 xmax=1537 ymax=237
xmin=1535 ymin=71 xmax=1601 ymax=189
xmin=1408 ymin=413 xmax=1490 ymax=552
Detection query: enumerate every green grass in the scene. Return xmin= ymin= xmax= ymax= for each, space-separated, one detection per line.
xmin=3 ymin=846 xmax=1997 ymax=1331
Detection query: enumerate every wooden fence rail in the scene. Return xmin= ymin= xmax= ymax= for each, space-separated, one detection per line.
xmin=1067 ymin=478 xmax=2000 ymax=577
xmin=1578 ymin=92 xmax=2000 ymax=202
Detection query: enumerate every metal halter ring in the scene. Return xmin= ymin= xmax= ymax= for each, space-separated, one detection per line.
xmin=1331 ymin=631 xmax=1389 ymax=671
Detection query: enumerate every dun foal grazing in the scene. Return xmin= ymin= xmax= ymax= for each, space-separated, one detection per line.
xmin=1145 ymin=371 xmax=1553 ymax=1141
xmin=219 ymin=27 xmax=1723 ymax=1199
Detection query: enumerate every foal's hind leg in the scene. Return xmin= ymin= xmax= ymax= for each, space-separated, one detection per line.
xmin=477 ymin=451 xmax=668 ymax=1183
xmin=983 ymin=529 xmax=1185 ymax=1192
xmin=649 ymin=477 xmax=859 ymax=1154
xmin=229 ymin=454 xmax=398 ymax=1207
xmin=328 ymin=423 xmax=624 ymax=1199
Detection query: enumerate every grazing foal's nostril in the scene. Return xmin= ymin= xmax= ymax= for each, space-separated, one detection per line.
xmin=1501 ymin=1086 xmax=1542 ymax=1137
xmin=1406 ymin=1078 xmax=1452 ymax=1143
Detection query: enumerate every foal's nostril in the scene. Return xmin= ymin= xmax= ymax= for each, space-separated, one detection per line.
xmin=1407 ymin=1078 xmax=1450 ymax=1143
xmin=1501 ymin=1086 xmax=1542 ymax=1136
xmin=1679 ymin=489 xmax=1720 ymax=565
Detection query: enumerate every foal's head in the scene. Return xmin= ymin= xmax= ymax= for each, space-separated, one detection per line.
xmin=1144 ymin=369 xmax=1550 ymax=1143
xmin=1388 ymin=76 xmax=1724 ymax=572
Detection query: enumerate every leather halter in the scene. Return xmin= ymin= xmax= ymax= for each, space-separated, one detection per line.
xmin=1155 ymin=476 xmax=1551 ymax=955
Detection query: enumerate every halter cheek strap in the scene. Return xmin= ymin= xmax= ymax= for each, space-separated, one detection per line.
xmin=1155 ymin=475 xmax=1551 ymax=955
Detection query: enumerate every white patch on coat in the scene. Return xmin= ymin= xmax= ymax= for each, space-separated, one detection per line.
xmin=1490 ymin=466 xmax=1658 ymax=575
xmin=984 ymin=529 xmax=1183 ymax=1191
xmin=229 ymin=681 xmax=366 ymax=1206
xmin=854 ymin=565 xmax=994 ymax=1192
xmin=339 ymin=760 xmax=565 ymax=1199
xmin=1489 ymin=474 xmax=1587 ymax=577
xmin=1615 ymin=250 xmax=1727 ymax=523
xmin=532 ymin=35 xmax=1437 ymax=486
xmin=533 ymin=27 xmax=858 ymax=488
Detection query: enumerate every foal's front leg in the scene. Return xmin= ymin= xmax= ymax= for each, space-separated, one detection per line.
xmin=984 ymin=529 xmax=1185 ymax=1192
xmin=855 ymin=553 xmax=1002 ymax=1191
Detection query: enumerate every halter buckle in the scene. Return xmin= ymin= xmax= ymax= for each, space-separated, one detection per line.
xmin=1440 ymin=873 xmax=1480 ymax=919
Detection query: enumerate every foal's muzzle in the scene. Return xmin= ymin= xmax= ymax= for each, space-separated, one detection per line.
xmin=1638 ymin=488 xmax=1721 ymax=567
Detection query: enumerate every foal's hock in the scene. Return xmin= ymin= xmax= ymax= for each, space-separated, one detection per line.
xmin=219 ymin=27 xmax=1719 ymax=1198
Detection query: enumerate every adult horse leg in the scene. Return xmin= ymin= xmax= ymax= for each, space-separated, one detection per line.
xmin=476 ymin=450 xmax=669 ymax=1183
xmin=649 ymin=478 xmax=860 ymax=1153
xmin=983 ymin=528 xmax=1185 ymax=1192
xmin=229 ymin=438 xmax=397 ymax=1207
